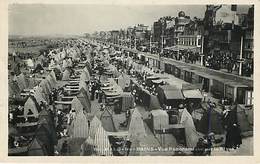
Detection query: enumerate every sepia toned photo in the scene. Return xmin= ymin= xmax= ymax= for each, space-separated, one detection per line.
xmin=7 ymin=4 xmax=254 ymax=157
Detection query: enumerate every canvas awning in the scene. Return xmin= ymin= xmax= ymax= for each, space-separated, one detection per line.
xmin=151 ymin=79 xmax=163 ymax=84
xmin=182 ymin=89 xmax=203 ymax=99
xmin=164 ymin=90 xmax=184 ymax=100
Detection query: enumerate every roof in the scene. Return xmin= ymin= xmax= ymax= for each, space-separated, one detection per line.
xmin=164 ymin=90 xmax=184 ymax=100
xmin=151 ymin=79 xmax=163 ymax=84
xmin=157 ymin=85 xmax=178 ymax=91
xmin=149 ymin=95 xmax=161 ymax=110
xmin=182 ymin=89 xmax=203 ymax=99
xmin=151 ymin=109 xmax=168 ymax=117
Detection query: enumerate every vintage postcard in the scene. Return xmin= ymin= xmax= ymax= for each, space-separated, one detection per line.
xmin=0 ymin=0 xmax=259 ymax=163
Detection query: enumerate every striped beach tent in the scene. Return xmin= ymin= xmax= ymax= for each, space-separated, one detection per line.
xmin=128 ymin=109 xmax=146 ymax=141
xmin=34 ymin=86 xmax=47 ymax=105
xmin=79 ymin=80 xmax=88 ymax=92
xmin=80 ymin=70 xmax=90 ymax=82
xmin=62 ymin=69 xmax=70 ymax=81
xmin=39 ymin=80 xmax=49 ymax=96
xmin=94 ymin=125 xmax=112 ymax=156
xmin=89 ymin=116 xmax=102 ymax=139
xmin=46 ymin=75 xmax=55 ymax=89
xmin=80 ymin=136 xmax=95 ymax=156
xmin=43 ymin=79 xmax=52 ymax=94
xmin=72 ymin=110 xmax=89 ymax=138
xmin=71 ymin=96 xmax=84 ymax=114
xmin=78 ymin=88 xmax=91 ymax=111
xmin=50 ymin=70 xmax=57 ymax=82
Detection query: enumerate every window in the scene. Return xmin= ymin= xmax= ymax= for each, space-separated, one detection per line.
xmin=197 ymin=38 xmax=201 ymax=46
xmin=245 ymin=90 xmax=253 ymax=105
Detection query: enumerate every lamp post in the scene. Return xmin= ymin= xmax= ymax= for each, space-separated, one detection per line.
xmin=238 ymin=35 xmax=244 ymax=76
xmin=161 ymin=35 xmax=164 ymax=53
xmin=200 ymin=36 xmax=204 ymax=66
xmin=150 ymin=35 xmax=152 ymax=53
xmin=134 ymin=37 xmax=137 ymax=50
xmin=129 ymin=35 xmax=132 ymax=48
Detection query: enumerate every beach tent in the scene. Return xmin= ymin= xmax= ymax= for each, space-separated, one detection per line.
xmin=35 ymin=124 xmax=55 ymax=155
xmin=27 ymin=137 xmax=48 ymax=156
xmin=62 ymin=59 xmax=69 ymax=69
xmin=27 ymin=78 xmax=37 ymax=89
xmin=79 ymin=87 xmax=91 ymax=103
xmin=182 ymin=89 xmax=203 ymax=99
xmin=71 ymin=97 xmax=84 ymax=114
xmin=77 ymin=88 xmax=91 ymax=113
xmin=94 ymin=125 xmax=112 ymax=156
xmin=48 ymin=59 xmax=56 ymax=69
xmin=89 ymin=116 xmax=102 ymax=139
xmin=80 ymin=70 xmax=90 ymax=82
xmin=119 ymin=92 xmax=135 ymax=112
xmin=9 ymin=81 xmax=21 ymax=97
xmin=150 ymin=110 xmax=169 ymax=132
xmin=17 ymin=73 xmax=27 ymax=91
xmin=79 ymin=80 xmax=88 ymax=92
xmin=62 ymin=69 xmax=71 ymax=81
xmin=117 ymin=74 xmax=130 ymax=90
xmin=32 ymin=64 xmax=44 ymax=74
xmin=156 ymin=85 xmax=184 ymax=108
xmin=128 ymin=138 xmax=141 ymax=156
xmin=46 ymin=75 xmax=55 ymax=89
xmin=85 ymin=61 xmax=92 ymax=75
xmin=43 ymin=79 xmax=52 ymax=94
xmin=149 ymin=95 xmax=161 ymax=111
xmin=180 ymin=108 xmax=199 ymax=148
xmin=100 ymin=109 xmax=116 ymax=132
xmin=39 ymin=80 xmax=49 ymax=96
xmin=237 ymin=105 xmax=253 ymax=134
xmin=128 ymin=109 xmax=146 ymax=141
xmin=83 ymin=67 xmax=91 ymax=80
xmin=33 ymin=86 xmax=47 ymax=105
xmin=26 ymin=58 xmax=34 ymax=68
xmin=24 ymin=96 xmax=40 ymax=118
xmin=38 ymin=55 xmax=46 ymax=66
xmin=196 ymin=108 xmax=224 ymax=135
xmin=81 ymin=136 xmax=95 ymax=156
xmin=50 ymin=70 xmax=57 ymax=83
xmin=66 ymin=138 xmax=86 ymax=156
xmin=71 ymin=110 xmax=89 ymax=138
xmin=38 ymin=109 xmax=54 ymax=126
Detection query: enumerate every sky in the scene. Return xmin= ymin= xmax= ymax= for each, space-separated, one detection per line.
xmin=8 ymin=4 xmax=251 ymax=36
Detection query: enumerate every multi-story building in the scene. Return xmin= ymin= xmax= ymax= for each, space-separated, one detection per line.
xmin=153 ymin=16 xmax=173 ymax=49
xmin=165 ymin=19 xmax=175 ymax=47
xmin=242 ymin=5 xmax=254 ymax=77
xmin=243 ymin=6 xmax=254 ymax=60
xmin=176 ymin=18 xmax=204 ymax=54
xmin=203 ymin=5 xmax=243 ymax=60
xmin=134 ymin=24 xmax=149 ymax=41
xmin=110 ymin=30 xmax=120 ymax=44
xmin=174 ymin=11 xmax=191 ymax=46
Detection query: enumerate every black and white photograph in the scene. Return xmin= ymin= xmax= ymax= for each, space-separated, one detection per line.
xmin=6 ymin=3 xmax=254 ymax=157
